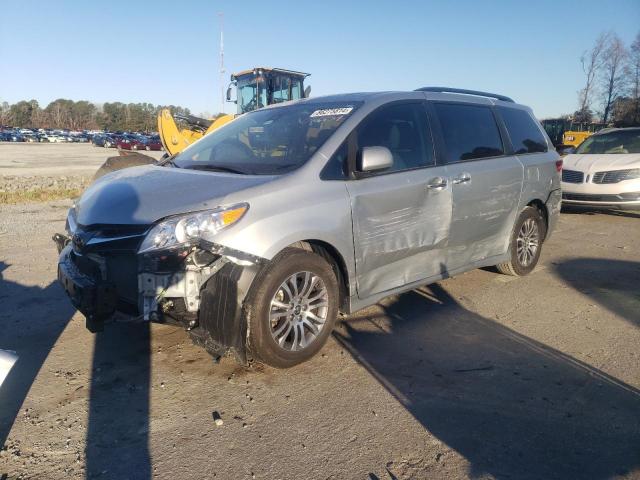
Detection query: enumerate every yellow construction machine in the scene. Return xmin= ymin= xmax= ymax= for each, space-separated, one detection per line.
xmin=158 ymin=67 xmax=310 ymax=156
xmin=541 ymin=118 xmax=606 ymax=150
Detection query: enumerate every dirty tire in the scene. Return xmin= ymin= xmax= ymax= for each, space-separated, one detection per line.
xmin=245 ymin=247 xmax=339 ymax=368
xmin=93 ymin=153 xmax=157 ymax=181
xmin=496 ymin=206 xmax=545 ymax=276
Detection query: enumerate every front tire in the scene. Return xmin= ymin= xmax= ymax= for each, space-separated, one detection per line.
xmin=496 ymin=206 xmax=545 ymax=276
xmin=245 ymin=248 xmax=339 ymax=368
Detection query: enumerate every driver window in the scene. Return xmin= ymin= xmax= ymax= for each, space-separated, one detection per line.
xmin=357 ymin=102 xmax=433 ymax=173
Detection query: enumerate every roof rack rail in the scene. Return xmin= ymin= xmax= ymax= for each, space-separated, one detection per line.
xmin=416 ymin=87 xmax=515 ymax=103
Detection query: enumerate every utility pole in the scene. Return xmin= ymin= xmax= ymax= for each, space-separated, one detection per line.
xmin=219 ymin=12 xmax=225 ymax=114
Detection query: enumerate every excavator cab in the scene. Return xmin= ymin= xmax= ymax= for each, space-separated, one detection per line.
xmin=227 ymin=67 xmax=311 ymax=114
xmin=158 ymin=67 xmax=311 ymax=156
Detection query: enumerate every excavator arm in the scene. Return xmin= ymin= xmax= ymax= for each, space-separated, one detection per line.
xmin=158 ymin=109 xmax=234 ymax=156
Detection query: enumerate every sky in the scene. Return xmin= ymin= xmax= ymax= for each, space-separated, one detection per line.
xmin=1 ymin=0 xmax=639 ymax=118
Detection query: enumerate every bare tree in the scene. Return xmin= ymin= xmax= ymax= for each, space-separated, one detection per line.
xmin=599 ymin=33 xmax=628 ymax=124
xmin=0 ymin=101 xmax=12 ymax=126
xmin=577 ymin=32 xmax=609 ymax=117
xmin=629 ymin=32 xmax=640 ymax=124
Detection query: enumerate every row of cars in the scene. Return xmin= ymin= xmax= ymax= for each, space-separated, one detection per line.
xmin=0 ymin=130 xmax=90 ymax=143
xmin=92 ymin=133 xmax=163 ymax=151
xmin=0 ymin=127 xmax=164 ymax=152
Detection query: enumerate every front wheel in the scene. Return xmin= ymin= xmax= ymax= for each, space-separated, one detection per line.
xmin=496 ymin=206 xmax=545 ymax=276
xmin=244 ymin=248 xmax=339 ymax=368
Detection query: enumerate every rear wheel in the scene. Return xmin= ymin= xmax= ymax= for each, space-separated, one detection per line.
xmin=244 ymin=248 xmax=339 ymax=368
xmin=496 ymin=206 xmax=545 ymax=276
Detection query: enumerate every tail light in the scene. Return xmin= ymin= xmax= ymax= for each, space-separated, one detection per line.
xmin=555 ymin=160 xmax=563 ymax=172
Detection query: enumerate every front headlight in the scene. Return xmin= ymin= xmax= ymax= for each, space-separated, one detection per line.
xmin=625 ymin=168 xmax=640 ymax=180
xmin=138 ymin=203 xmax=248 ymax=253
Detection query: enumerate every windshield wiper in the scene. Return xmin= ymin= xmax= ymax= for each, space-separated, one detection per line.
xmin=185 ymin=164 xmax=248 ymax=175
xmin=158 ymin=155 xmax=179 ymax=168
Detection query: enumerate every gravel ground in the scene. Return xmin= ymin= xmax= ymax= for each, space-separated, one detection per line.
xmin=0 ymin=145 xmax=639 ymax=479
xmin=0 ymin=143 xmax=163 ymax=194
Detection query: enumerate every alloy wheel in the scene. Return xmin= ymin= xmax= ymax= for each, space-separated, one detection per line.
xmin=269 ymin=271 xmax=329 ymax=352
xmin=516 ymin=218 xmax=539 ymax=267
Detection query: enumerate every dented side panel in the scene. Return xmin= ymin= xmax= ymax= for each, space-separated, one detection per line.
xmin=445 ymin=156 xmax=524 ymax=270
xmin=346 ymin=166 xmax=452 ymax=298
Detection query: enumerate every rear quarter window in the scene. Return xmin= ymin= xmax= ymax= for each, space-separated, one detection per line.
xmin=499 ymin=107 xmax=548 ymax=154
xmin=433 ymin=103 xmax=504 ymax=162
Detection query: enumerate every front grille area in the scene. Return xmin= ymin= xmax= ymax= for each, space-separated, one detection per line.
xmin=70 ymin=251 xmax=139 ymax=312
xmin=592 ymin=169 xmax=637 ymax=184
xmin=562 ymin=169 xmax=584 ymax=183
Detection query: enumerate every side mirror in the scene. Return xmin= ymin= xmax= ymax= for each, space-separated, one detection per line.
xmin=358 ymin=146 xmax=393 ymax=172
xmin=226 ymin=84 xmax=235 ymax=103
xmin=304 ymin=85 xmax=311 ymax=98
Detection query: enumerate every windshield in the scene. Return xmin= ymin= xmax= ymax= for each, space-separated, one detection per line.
xmin=172 ymin=102 xmax=361 ymax=175
xmin=575 ymin=130 xmax=640 ymax=154
xmin=236 ymin=75 xmax=267 ymax=114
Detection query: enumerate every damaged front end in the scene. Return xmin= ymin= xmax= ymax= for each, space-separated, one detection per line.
xmin=54 ymin=205 xmax=264 ymax=364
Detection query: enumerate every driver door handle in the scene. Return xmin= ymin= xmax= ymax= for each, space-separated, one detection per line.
xmin=452 ymin=173 xmax=471 ymax=185
xmin=427 ymin=177 xmax=448 ymax=190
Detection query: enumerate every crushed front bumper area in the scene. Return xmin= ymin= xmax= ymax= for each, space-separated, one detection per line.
xmin=55 ymin=232 xmax=265 ymax=363
xmin=58 ymin=244 xmax=118 ymax=332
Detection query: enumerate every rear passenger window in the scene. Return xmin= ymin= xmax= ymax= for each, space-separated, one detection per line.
xmin=499 ymin=107 xmax=548 ymax=154
xmin=434 ymin=103 xmax=504 ymax=162
xmin=357 ymin=102 xmax=433 ymax=172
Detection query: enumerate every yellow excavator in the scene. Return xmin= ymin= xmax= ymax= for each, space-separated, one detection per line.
xmin=93 ymin=67 xmax=310 ymax=180
xmin=158 ymin=67 xmax=311 ymax=156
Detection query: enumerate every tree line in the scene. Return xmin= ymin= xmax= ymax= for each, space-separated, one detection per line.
xmin=575 ymin=31 xmax=640 ymax=126
xmin=0 ymin=99 xmax=193 ymax=132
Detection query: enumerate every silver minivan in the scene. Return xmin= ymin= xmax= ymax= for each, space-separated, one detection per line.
xmin=55 ymin=88 xmax=562 ymax=367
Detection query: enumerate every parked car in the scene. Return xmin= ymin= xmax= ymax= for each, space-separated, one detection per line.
xmin=54 ymin=88 xmax=561 ymax=368
xmin=117 ymin=134 xmax=146 ymax=150
xmin=92 ymin=134 xmax=108 ymax=146
xmin=103 ymin=135 xmax=120 ymax=148
xmin=561 ymin=127 xmax=640 ymax=209
xmin=2 ymin=132 xmax=25 ymax=142
xmin=71 ymin=134 xmax=89 ymax=143
xmin=140 ymin=135 xmax=163 ymax=151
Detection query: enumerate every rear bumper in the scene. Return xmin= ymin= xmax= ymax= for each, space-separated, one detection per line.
xmin=545 ymin=188 xmax=562 ymax=240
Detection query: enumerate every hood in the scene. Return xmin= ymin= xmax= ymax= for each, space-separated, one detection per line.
xmin=563 ymin=153 xmax=640 ymax=173
xmin=75 ymin=165 xmax=275 ymax=226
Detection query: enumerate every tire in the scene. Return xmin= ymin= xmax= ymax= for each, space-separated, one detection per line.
xmin=496 ymin=206 xmax=545 ymax=276
xmin=244 ymin=247 xmax=339 ymax=368
xmin=104 ymin=141 xmax=111 ymax=148
xmin=145 ymin=145 xmax=150 ymax=151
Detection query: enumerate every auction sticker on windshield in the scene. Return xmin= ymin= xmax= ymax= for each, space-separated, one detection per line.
xmin=310 ymin=107 xmax=354 ymax=118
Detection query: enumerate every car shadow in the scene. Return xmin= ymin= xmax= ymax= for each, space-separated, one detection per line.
xmin=84 ymin=321 xmax=151 ymax=479
xmin=554 ymin=258 xmax=640 ymax=327
xmin=0 ymin=261 xmax=75 ymax=447
xmin=334 ymin=283 xmax=640 ymax=480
